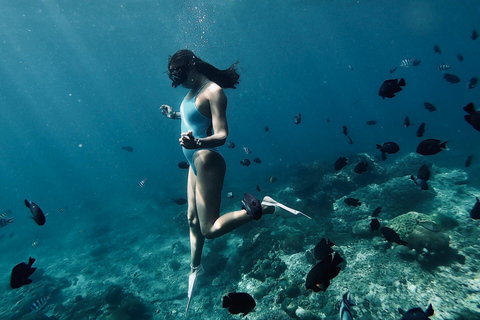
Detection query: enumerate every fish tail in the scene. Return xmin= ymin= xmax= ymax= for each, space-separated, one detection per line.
xmin=24 ymin=199 xmax=31 ymax=209
xmin=440 ymin=141 xmax=448 ymax=150
xmin=399 ymin=78 xmax=406 ymax=86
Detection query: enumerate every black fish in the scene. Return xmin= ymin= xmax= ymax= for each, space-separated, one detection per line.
xmin=463 ymin=102 xmax=480 ymax=132
xmin=305 ymin=252 xmax=343 ymax=292
xmin=294 ymin=113 xmax=302 ymax=124
xmin=380 ymin=227 xmax=408 ymax=246
xmin=334 ymin=157 xmax=348 ymax=171
xmin=370 ymin=218 xmax=380 ymax=231
xmin=122 ymin=146 xmax=134 ymax=152
xmin=379 ymin=78 xmax=406 ymax=99
xmin=457 ymin=54 xmax=464 ymax=62
xmin=472 ymin=30 xmax=478 ymax=40
xmin=344 ymin=198 xmax=361 ymax=207
xmin=399 ymin=304 xmax=434 ymax=320
xmin=424 ymin=102 xmax=436 ymax=112
xmin=24 ymin=200 xmax=46 ymax=226
xmin=470 ymin=197 xmax=480 ymax=219
xmin=465 ymin=155 xmax=473 ymax=167
xmin=178 ymin=161 xmax=189 ymax=169
xmin=411 ymin=175 xmax=429 ymax=190
xmin=417 ymin=164 xmax=431 ymax=181
xmin=222 ymin=292 xmax=256 ymax=316
xmin=416 ymin=139 xmax=448 ymax=156
xmin=10 ymin=257 xmax=36 ymax=289
xmin=372 ymin=206 xmax=382 ymax=217
xmin=434 ymin=44 xmax=441 ymax=55
xmin=467 ymin=77 xmax=478 ymax=90
xmin=240 ymin=159 xmax=251 ymax=167
xmin=354 ymin=161 xmax=368 ymax=174
xmin=376 ymin=142 xmax=400 ymax=154
xmin=253 ymin=158 xmax=262 ymax=164
xmin=173 ymin=198 xmax=187 ymax=205
xmin=412 ymin=59 xmax=422 ymax=66
xmin=417 ymin=123 xmax=426 ymax=137
xmin=314 ymin=238 xmax=335 ymax=260
xmin=366 ymin=120 xmax=377 ymax=125
xmin=226 ymin=141 xmax=235 ymax=149
xmin=444 ymin=73 xmax=460 ymax=84
xmin=404 ymin=116 xmax=413 ymax=127
xmin=342 ymin=126 xmax=348 ymax=136
xmin=389 ymin=67 xmax=397 ymax=73
xmin=264 ymin=126 xmax=269 ymax=132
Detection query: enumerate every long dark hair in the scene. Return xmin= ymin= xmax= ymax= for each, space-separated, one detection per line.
xmin=168 ymin=49 xmax=240 ymax=89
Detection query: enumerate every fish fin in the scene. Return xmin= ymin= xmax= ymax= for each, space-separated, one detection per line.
xmin=463 ymin=102 xmax=475 ymax=114
xmin=440 ymin=141 xmax=448 ymax=150
xmin=398 ymin=308 xmax=406 ymax=315
xmin=222 ymin=295 xmax=231 ymax=308
xmin=327 ymin=239 xmax=335 ymax=247
xmin=426 ymin=304 xmax=434 ymax=316
xmin=398 ymin=78 xmax=406 ymax=86
xmin=376 ymin=144 xmax=382 ymax=150
xmin=332 ymin=252 xmax=344 ymax=265
xmin=24 ymin=199 xmax=31 ymax=209
xmin=464 ymin=115 xmax=473 ymax=125
xmin=28 ymin=257 xmax=36 ymax=267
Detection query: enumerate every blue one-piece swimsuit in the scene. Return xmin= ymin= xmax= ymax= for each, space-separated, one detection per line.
xmin=180 ymin=85 xmax=222 ymax=175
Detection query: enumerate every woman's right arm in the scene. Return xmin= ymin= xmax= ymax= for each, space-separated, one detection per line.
xmin=160 ymin=104 xmax=181 ymax=120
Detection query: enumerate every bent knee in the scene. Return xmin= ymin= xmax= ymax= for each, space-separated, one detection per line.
xmin=200 ymin=226 xmax=217 ymax=240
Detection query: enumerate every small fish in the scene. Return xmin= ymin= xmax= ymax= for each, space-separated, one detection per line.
xmin=465 ymin=155 xmax=473 ymax=167
xmin=424 ymin=102 xmax=436 ymax=112
xmin=31 ymin=241 xmax=39 ymax=248
xmin=399 ymin=304 xmax=434 ymax=320
xmin=227 ymin=192 xmax=234 ymax=199
xmin=270 ymin=176 xmax=277 ymax=183
xmin=372 ymin=206 xmax=382 ymax=217
xmin=417 ymin=220 xmax=438 ymax=232
xmin=403 ymin=116 xmax=413 ymax=127
xmin=226 ymin=141 xmax=235 ymax=149
xmin=472 ymin=30 xmax=478 ymax=40
xmin=178 ymin=161 xmax=189 ymax=169
xmin=400 ymin=58 xmax=415 ymax=67
xmin=376 ymin=142 xmax=400 ymax=154
xmin=243 ymin=147 xmax=252 ymax=154
xmin=30 ymin=294 xmax=51 ymax=313
xmin=253 ymin=158 xmax=262 ymax=164
xmin=334 ymin=157 xmax=348 ymax=171
xmin=342 ymin=126 xmax=348 ymax=136
xmin=348 ymin=65 xmax=353 ymax=71
xmin=412 ymin=59 xmax=422 ymax=66
xmin=256 ymin=185 xmax=261 ymax=192
xmin=470 ymin=197 xmax=480 ymax=219
xmin=314 ymin=238 xmax=335 ymax=261
xmin=326 ymin=118 xmax=330 ymax=123
xmin=434 ymin=44 xmax=441 ymax=55
xmin=457 ymin=54 xmax=464 ymax=62
xmin=222 ymin=292 xmax=256 ymax=316
xmin=173 ymin=198 xmax=187 ymax=205
xmin=10 ymin=257 xmax=37 ymax=289
xmin=417 ymin=123 xmax=426 ymax=137
xmin=264 ymin=126 xmax=269 ymax=132
xmin=122 ymin=146 xmax=134 ymax=152
xmin=294 ymin=113 xmax=302 ymax=124
xmin=444 ymin=73 xmax=460 ymax=84
xmin=340 ymin=291 xmax=356 ymax=320
xmin=379 ymin=78 xmax=406 ymax=99
xmin=354 ymin=161 xmax=368 ymax=174
xmin=370 ymin=218 xmax=380 ymax=231
xmin=366 ymin=120 xmax=377 ymax=125
xmin=240 ymin=159 xmax=251 ymax=167
xmin=389 ymin=67 xmax=397 ymax=73
xmin=380 ymin=227 xmax=408 ymax=246
xmin=417 ymin=164 xmax=431 ymax=181
xmin=410 ymin=175 xmax=429 ymax=190
xmin=138 ymin=178 xmax=147 ymax=188
xmin=436 ymin=64 xmax=450 ymax=71
xmin=467 ymin=77 xmax=478 ymax=89
xmin=416 ymin=139 xmax=448 ymax=156
xmin=24 ymin=200 xmax=46 ymax=226
xmin=0 ymin=215 xmax=13 ymax=228
xmin=305 ymin=252 xmax=343 ymax=292
xmin=463 ymin=102 xmax=480 ymax=132
xmin=344 ymin=198 xmax=361 ymax=207
xmin=347 ymin=136 xmax=353 ymax=144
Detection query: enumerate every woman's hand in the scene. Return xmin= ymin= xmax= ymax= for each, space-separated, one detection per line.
xmin=160 ymin=104 xmax=175 ymax=119
xmin=180 ymin=131 xmax=197 ymax=149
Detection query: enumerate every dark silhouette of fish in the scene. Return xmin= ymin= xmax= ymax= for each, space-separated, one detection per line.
xmin=366 ymin=120 xmax=377 ymax=125
xmin=412 ymin=59 xmax=422 ymax=66
xmin=342 ymin=126 xmax=348 ymax=136
xmin=370 ymin=218 xmax=380 ymax=231
xmin=381 ymin=227 xmax=408 ymax=246
xmin=314 ymin=238 xmax=335 ymax=260
xmin=240 ymin=159 xmax=251 ymax=167
xmin=294 ymin=113 xmax=302 ymax=124
xmin=467 ymin=77 xmax=478 ymax=89
xmin=417 ymin=123 xmax=426 ymax=137
xmin=434 ymin=44 xmax=441 ymax=55
xmin=465 ymin=155 xmax=473 ymax=167
xmin=411 ymin=164 xmax=431 ymax=190
xmin=470 ymin=197 xmax=480 ymax=219
xmin=463 ymin=102 xmax=480 ymax=132
xmin=444 ymin=73 xmax=460 ymax=84
xmin=344 ymin=198 xmax=361 ymax=207
xmin=222 ymin=292 xmax=256 ymax=316
xmin=404 ymin=116 xmax=413 ymax=127
xmin=173 ymin=198 xmax=187 ymax=205
xmin=334 ymin=157 xmax=348 ymax=171
xmin=122 ymin=146 xmax=134 ymax=152
xmin=372 ymin=206 xmax=382 ymax=217
xmin=379 ymin=78 xmax=406 ymax=99
xmin=354 ymin=161 xmax=368 ymax=174
xmin=305 ymin=252 xmax=343 ymax=292
xmin=472 ymin=30 xmax=478 ymax=40
xmin=416 ymin=139 xmax=448 ymax=156
xmin=399 ymin=303 xmax=434 ymax=320
xmin=264 ymin=126 xmax=269 ymax=132
xmin=178 ymin=161 xmax=190 ymax=169
xmin=424 ymin=102 xmax=436 ymax=112
xmin=24 ymin=200 xmax=46 ymax=226
xmin=226 ymin=141 xmax=235 ymax=149
xmin=10 ymin=257 xmax=37 ymax=289
xmin=253 ymin=158 xmax=262 ymax=164
xmin=389 ymin=67 xmax=397 ymax=73
xmin=377 ymin=142 xmax=400 ymax=161
xmin=457 ymin=54 xmax=464 ymax=62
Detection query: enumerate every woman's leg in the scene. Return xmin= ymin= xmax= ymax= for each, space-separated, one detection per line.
xmin=186 ymin=168 xmax=204 ymax=268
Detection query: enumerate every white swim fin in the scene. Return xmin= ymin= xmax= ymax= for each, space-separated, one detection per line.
xmin=261 ymin=196 xmax=312 ymax=219
xmin=185 ymin=264 xmax=204 ymax=315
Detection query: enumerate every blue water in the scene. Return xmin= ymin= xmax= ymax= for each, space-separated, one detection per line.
xmin=1 ymin=1 xmax=480 ymax=319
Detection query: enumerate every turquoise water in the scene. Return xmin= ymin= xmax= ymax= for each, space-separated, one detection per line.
xmin=1 ymin=1 xmax=479 ymax=319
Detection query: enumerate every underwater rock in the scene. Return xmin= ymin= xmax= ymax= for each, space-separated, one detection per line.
xmin=352 ymin=218 xmax=381 ymax=237
xmin=105 ymin=284 xmax=125 ymax=306
xmin=295 ymin=306 xmax=321 ymax=320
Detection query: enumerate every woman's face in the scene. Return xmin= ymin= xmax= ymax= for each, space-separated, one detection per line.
xmin=168 ymin=62 xmax=190 ymax=88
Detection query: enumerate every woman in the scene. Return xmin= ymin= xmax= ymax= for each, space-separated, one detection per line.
xmin=159 ymin=49 xmax=274 ymax=311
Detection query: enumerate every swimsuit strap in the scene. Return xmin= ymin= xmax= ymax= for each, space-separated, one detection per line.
xmin=191 ymin=80 xmax=211 ymax=99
